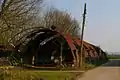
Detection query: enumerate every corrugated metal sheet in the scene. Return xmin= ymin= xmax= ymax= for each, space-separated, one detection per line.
xmin=74 ymin=38 xmax=98 ymax=57
xmin=75 ymin=39 xmax=81 ymax=46
xmin=64 ymin=34 xmax=76 ymax=51
xmin=89 ymin=50 xmax=93 ymax=57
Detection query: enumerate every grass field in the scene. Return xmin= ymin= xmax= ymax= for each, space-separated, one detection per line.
xmin=108 ymin=55 xmax=120 ymax=59
xmin=0 ymin=67 xmax=83 ymax=80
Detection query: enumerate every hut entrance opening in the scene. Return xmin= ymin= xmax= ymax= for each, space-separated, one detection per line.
xmin=22 ymin=29 xmax=74 ymax=67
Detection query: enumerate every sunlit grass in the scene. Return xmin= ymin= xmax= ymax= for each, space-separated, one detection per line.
xmin=0 ymin=67 xmax=82 ymax=80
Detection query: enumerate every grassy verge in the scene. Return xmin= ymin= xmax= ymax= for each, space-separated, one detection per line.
xmin=0 ymin=67 xmax=83 ymax=80
xmin=108 ymin=56 xmax=120 ymax=59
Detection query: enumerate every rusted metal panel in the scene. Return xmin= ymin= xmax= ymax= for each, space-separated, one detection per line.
xmin=64 ymin=34 xmax=76 ymax=51
xmin=75 ymin=39 xmax=81 ymax=46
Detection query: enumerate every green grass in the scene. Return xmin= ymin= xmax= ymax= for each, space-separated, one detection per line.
xmin=0 ymin=68 xmax=83 ymax=80
xmin=108 ymin=56 xmax=120 ymax=59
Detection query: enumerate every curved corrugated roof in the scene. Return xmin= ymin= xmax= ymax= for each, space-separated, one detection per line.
xmin=73 ymin=38 xmax=98 ymax=57
xmin=64 ymin=34 xmax=76 ymax=51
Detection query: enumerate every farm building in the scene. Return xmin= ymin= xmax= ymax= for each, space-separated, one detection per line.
xmin=0 ymin=27 xmax=108 ymax=68
xmin=16 ymin=27 xmax=108 ymax=68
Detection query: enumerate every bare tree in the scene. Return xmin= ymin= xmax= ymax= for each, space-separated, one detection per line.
xmin=0 ymin=0 xmax=44 ymax=45
xmin=42 ymin=8 xmax=80 ymax=37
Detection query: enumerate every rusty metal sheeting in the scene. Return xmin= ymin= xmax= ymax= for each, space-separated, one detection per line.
xmin=64 ymin=34 xmax=76 ymax=51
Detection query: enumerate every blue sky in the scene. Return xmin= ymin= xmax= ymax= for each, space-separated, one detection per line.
xmin=46 ymin=0 xmax=120 ymax=52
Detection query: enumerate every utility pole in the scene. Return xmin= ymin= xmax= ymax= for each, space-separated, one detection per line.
xmin=80 ymin=2 xmax=87 ymax=68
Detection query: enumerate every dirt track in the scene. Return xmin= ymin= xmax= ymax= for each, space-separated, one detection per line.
xmin=77 ymin=60 xmax=120 ymax=80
